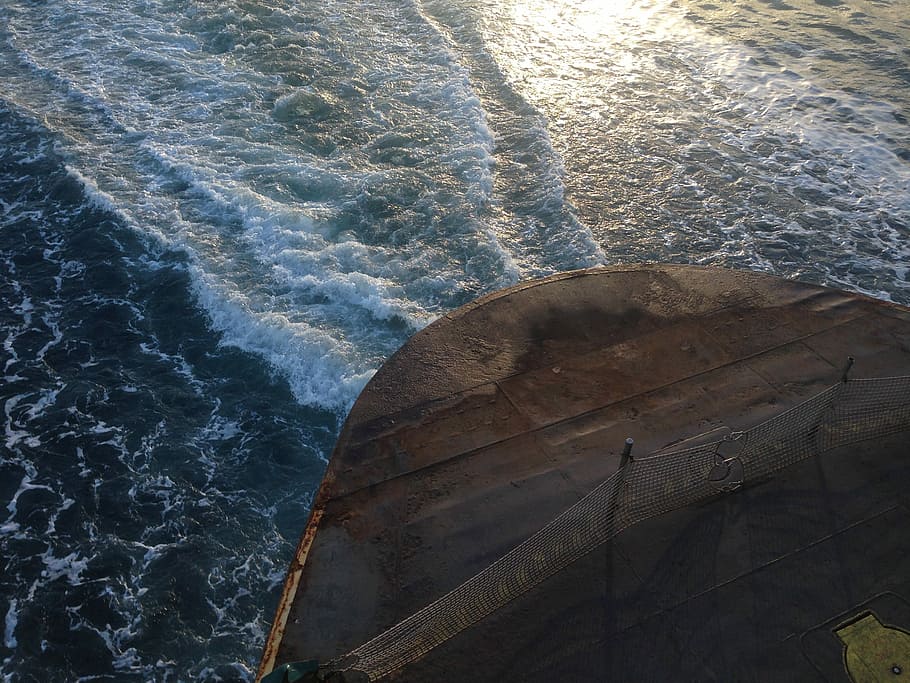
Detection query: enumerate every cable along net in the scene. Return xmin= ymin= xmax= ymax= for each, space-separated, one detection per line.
xmin=332 ymin=375 xmax=910 ymax=680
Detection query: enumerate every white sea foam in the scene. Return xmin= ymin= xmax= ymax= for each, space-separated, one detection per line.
xmin=24 ymin=385 xmax=62 ymax=421
xmin=463 ymin=0 xmax=908 ymax=300
xmin=74 ymin=447 xmax=92 ymax=478
xmin=3 ymin=600 xmax=17 ymax=649
xmin=272 ymin=87 xmax=336 ymax=122
xmin=3 ymin=396 xmax=41 ymax=449
xmin=40 ymin=549 xmax=90 ymax=585
xmin=63 ymin=165 xmax=175 ymax=249
xmin=414 ymin=0 xmax=607 ymax=273
xmin=3 ymin=0 xmax=545 ymax=414
xmin=706 ymin=51 xmax=910 ymax=193
xmin=45 ymin=497 xmax=75 ymax=536
xmin=191 ymin=267 xmax=376 ymax=409
xmin=138 ymin=342 xmax=205 ymax=395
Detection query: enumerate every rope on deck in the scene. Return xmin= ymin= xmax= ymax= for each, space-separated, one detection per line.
xmin=329 ymin=374 xmax=910 ymax=680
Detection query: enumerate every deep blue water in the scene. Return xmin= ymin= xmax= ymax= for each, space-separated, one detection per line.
xmin=1 ymin=0 xmax=907 ymax=680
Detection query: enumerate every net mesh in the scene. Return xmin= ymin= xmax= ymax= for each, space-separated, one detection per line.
xmin=330 ymin=375 xmax=910 ymax=680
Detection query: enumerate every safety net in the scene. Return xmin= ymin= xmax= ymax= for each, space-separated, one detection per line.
xmin=327 ymin=374 xmax=910 ymax=680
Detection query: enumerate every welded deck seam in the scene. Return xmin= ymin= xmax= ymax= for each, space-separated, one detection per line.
xmin=327 ymin=311 xmax=876 ymax=504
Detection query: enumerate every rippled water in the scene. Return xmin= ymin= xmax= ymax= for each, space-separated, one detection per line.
xmin=1 ymin=0 xmax=907 ymax=680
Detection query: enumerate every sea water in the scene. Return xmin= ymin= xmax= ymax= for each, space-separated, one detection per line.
xmin=0 ymin=0 xmax=907 ymax=680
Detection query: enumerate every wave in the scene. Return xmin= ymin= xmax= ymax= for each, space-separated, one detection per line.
xmin=456 ymin=0 xmax=909 ymax=302
xmin=2 ymin=0 xmax=581 ymax=411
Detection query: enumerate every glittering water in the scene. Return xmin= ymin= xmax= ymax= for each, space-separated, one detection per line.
xmin=1 ymin=0 xmax=907 ymax=680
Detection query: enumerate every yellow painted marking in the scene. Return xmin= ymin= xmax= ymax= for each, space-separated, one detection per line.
xmin=835 ymin=613 xmax=910 ymax=682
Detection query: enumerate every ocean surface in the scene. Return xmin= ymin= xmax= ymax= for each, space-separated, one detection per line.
xmin=1 ymin=0 xmax=907 ymax=680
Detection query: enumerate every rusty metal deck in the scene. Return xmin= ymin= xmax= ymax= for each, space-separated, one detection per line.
xmin=259 ymin=265 xmax=910 ymax=681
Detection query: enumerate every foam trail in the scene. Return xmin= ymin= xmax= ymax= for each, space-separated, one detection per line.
xmin=0 ymin=1 xmax=546 ymax=409
xmin=413 ymin=0 xmax=607 ymax=274
xmin=457 ymin=0 xmax=909 ymax=302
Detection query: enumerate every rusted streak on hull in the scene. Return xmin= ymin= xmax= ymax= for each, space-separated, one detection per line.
xmin=257 ymin=504 xmax=325 ymax=680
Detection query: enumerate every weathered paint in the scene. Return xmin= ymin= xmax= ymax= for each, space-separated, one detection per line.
xmin=261 ymin=265 xmax=910 ymax=681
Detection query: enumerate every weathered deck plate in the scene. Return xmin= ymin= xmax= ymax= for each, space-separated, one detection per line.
xmin=260 ymin=265 xmax=910 ymax=681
